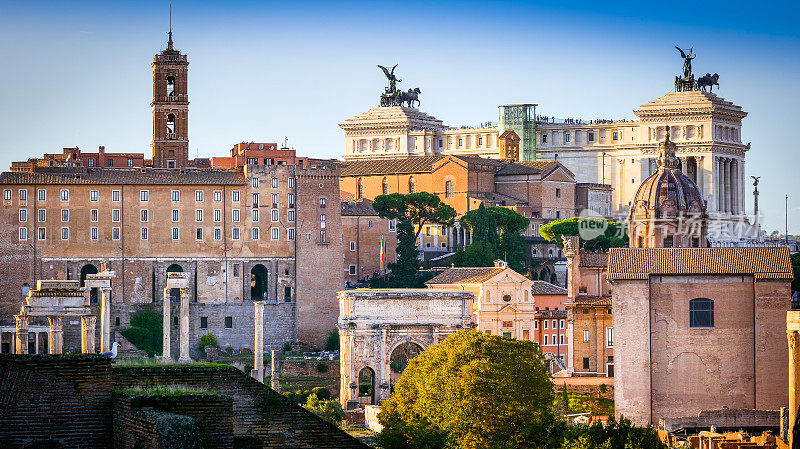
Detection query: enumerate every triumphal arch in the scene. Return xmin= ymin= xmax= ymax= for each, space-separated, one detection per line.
xmin=337 ymin=289 xmax=474 ymax=408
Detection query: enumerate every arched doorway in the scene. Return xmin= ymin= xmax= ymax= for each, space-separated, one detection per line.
xmin=251 ymin=264 xmax=268 ymax=301
xmin=166 ymin=264 xmax=183 ymax=301
xmin=358 ymin=366 xmax=375 ymax=405
xmin=389 ymin=342 xmax=424 ymax=386
xmin=80 ymin=264 xmax=99 ymax=304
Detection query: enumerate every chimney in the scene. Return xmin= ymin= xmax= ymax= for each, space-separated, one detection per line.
xmin=98 ymin=146 xmax=105 ymax=154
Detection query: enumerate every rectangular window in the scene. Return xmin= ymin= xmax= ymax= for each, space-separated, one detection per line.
xmin=60 ymin=189 xmax=69 ymax=201
xmin=90 ymin=227 xmax=98 ymax=240
xmin=271 ymin=209 xmax=279 ymax=222
xmin=172 ymin=227 xmax=179 ymax=240
xmin=349 ymin=241 xmax=356 ymax=252
xmin=612 ymin=131 xmax=619 ymax=140
xmin=112 ymin=190 xmax=120 ymax=202
xmin=690 ymin=298 xmax=714 ymax=328
xmin=251 ymin=227 xmax=260 ymax=240
xmin=287 ymin=209 xmax=295 ymax=222
xmin=38 ymin=209 xmax=46 ymax=223
xmin=284 ymin=286 xmax=291 ymax=302
xmin=140 ymin=190 xmax=149 ymax=202
xmin=389 ymin=219 xmax=397 ymax=232
xmin=112 ymin=227 xmax=120 ymax=240
xmin=195 ymin=209 xmax=203 ymax=222
xmin=89 ymin=190 xmax=99 ymax=202
xmin=252 ymin=177 xmax=259 ymax=188
xmin=91 ymin=209 xmax=99 ymax=222
xmin=61 ymin=209 xmax=69 ymax=222
xmin=232 ymin=227 xmax=240 ymax=240
xmin=560 ymin=334 xmax=565 ymax=345
xmin=252 ymin=209 xmax=260 ymax=222
xmin=127 ymin=158 xmax=134 ymax=167
xmin=107 ymin=159 xmax=113 ymax=167
xmin=565 ymin=133 xmax=571 ymax=143
xmin=583 ymin=357 xmax=590 ymax=370
xmin=288 ymin=178 xmax=295 ymax=189
xmin=544 ymin=335 xmax=549 ymax=345
xmin=271 ymin=193 xmax=279 ymax=206
xmin=542 ymin=134 xmax=547 ymax=143
xmin=214 ymin=227 xmax=222 ymax=241
xmin=252 ymin=193 xmax=259 ymax=207
xmin=232 ymin=190 xmax=240 ymax=202
xmin=271 ymin=227 xmax=279 ymax=240
xmin=560 ymin=320 xmax=565 ymax=329
xmin=288 ymin=193 xmax=295 ymax=207
xmin=140 ymin=209 xmax=148 ymax=222
xmin=38 ymin=189 xmax=46 ymax=201
xmin=213 ymin=190 xmax=222 ymax=202
xmin=588 ymin=132 xmax=595 ymax=142
xmin=583 ymin=330 xmax=589 ymax=342
xmin=19 ymin=227 xmax=27 ymax=240
xmin=195 ymin=190 xmax=204 ymax=202
xmin=112 ymin=209 xmax=120 ymax=222
xmin=3 ymin=189 xmax=11 ymax=201
xmin=141 ymin=227 xmax=148 ymax=240
xmin=37 ymin=227 xmax=46 ymax=240
xmin=233 ymin=264 xmax=239 ymax=277
xmin=271 ymin=177 xmax=278 ymax=188
xmin=19 ymin=189 xmax=27 ymax=203
xmin=555 ymin=188 xmax=561 ymax=198
xmin=368 ymin=220 xmax=373 ymax=228
xmin=544 ymin=320 xmax=548 ymax=329
xmin=224 ymin=317 xmax=233 ymax=328
xmin=61 ymin=227 xmax=69 ymax=240
xmin=232 ymin=209 xmax=240 ymax=222
xmin=196 ymin=228 xmax=203 ymax=241
xmin=213 ymin=209 xmax=222 ymax=222
xmin=319 ymin=197 xmax=326 ymax=207
xmin=200 ymin=317 xmax=208 ymax=329
xmin=287 ymin=228 xmax=295 ymax=240
xmin=348 ymin=264 xmax=357 ymax=275
xmin=606 ymin=327 xmax=614 ymax=347
xmin=172 ymin=209 xmax=179 ymax=222
xmin=172 ymin=190 xmax=180 ymax=202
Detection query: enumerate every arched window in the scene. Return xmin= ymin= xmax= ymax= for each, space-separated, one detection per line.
xmin=689 ymin=298 xmax=714 ymax=328
xmin=357 ymin=179 xmax=364 ymax=199
xmin=166 ymin=76 xmax=175 ymax=96
xmin=250 ymin=264 xmax=268 ymax=301
xmin=445 ymin=180 xmax=454 ymax=198
xmin=382 ymin=177 xmax=389 ymax=195
xmin=80 ymin=264 xmax=99 ymax=304
xmin=166 ymin=264 xmax=183 ymax=301
xmin=166 ymin=114 xmax=176 ymax=135
xmin=408 ymin=177 xmax=416 ymax=193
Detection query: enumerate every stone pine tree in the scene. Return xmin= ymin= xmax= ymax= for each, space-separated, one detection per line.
xmin=372 ymin=192 xmax=457 ymax=287
xmin=538 ymin=216 xmax=627 ymax=251
xmin=453 ymin=204 xmax=529 ymax=273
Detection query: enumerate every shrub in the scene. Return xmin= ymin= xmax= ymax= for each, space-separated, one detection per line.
xmin=599 ymin=384 xmax=608 ymax=394
xmin=282 ymin=342 xmax=293 ymax=353
xmin=198 ymin=333 xmax=218 ymax=354
xmin=304 ymin=393 xmax=344 ymax=425
xmin=316 ymin=362 xmax=329 ymax=373
xmin=325 ymin=330 xmax=339 ymax=351
xmin=119 ymin=307 xmax=162 ymax=356
xmin=312 ymin=387 xmax=331 ymax=400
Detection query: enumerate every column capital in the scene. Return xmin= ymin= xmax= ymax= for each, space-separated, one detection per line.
xmin=48 ymin=315 xmax=64 ymax=329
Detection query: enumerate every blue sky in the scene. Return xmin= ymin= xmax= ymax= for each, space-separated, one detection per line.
xmin=0 ymin=1 xmax=798 ymax=233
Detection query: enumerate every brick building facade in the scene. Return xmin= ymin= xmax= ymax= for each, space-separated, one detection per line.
xmin=341 ymin=199 xmax=397 ymax=284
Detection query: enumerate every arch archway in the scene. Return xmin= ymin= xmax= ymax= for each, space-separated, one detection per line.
xmin=251 ymin=264 xmax=268 ymax=301
xmin=389 ymin=341 xmax=424 ymax=380
xmin=358 ymin=366 xmax=375 ymax=405
xmin=166 ymin=264 xmax=183 ymax=301
xmin=80 ymin=264 xmax=99 ymax=304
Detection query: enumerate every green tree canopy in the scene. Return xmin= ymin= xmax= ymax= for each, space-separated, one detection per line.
xmin=119 ymin=307 xmax=163 ymax=356
xmin=453 ymin=205 xmax=529 ymax=272
xmin=539 ymin=217 xmax=627 ymax=252
xmin=378 ymin=329 xmax=554 ymax=449
xmin=372 ymin=193 xmax=457 ymax=287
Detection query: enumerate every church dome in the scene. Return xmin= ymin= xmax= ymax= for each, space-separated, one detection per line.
xmin=631 ymin=129 xmax=705 ymax=216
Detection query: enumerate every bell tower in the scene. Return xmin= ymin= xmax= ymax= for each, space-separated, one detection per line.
xmin=151 ymin=25 xmax=189 ymax=168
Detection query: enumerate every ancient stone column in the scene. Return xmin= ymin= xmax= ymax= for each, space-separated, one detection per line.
xmin=271 ymin=349 xmax=280 ymax=391
xmin=48 ymin=316 xmax=64 ymax=354
xmin=178 ymin=288 xmax=191 ymax=362
xmin=787 ymin=311 xmax=800 ymax=447
xmin=14 ymin=314 xmax=29 ymax=354
xmin=253 ymin=301 xmax=265 ymax=383
xmin=162 ymin=287 xmax=172 ymax=361
xmin=100 ymin=287 xmax=112 ymax=353
xmin=81 ymin=315 xmax=97 ymax=354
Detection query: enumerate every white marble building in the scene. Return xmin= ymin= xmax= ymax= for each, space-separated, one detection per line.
xmin=341 ymin=91 xmax=752 ymax=241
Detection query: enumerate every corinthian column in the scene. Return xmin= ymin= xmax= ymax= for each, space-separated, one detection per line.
xmin=15 ymin=314 xmax=29 ymax=354
xmin=81 ymin=315 xmax=97 ymax=354
xmin=178 ymin=288 xmax=191 ymax=362
xmin=162 ymin=287 xmax=171 ymax=361
xmin=100 ymin=287 xmax=111 ymax=353
xmin=48 ymin=316 xmax=64 ymax=354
